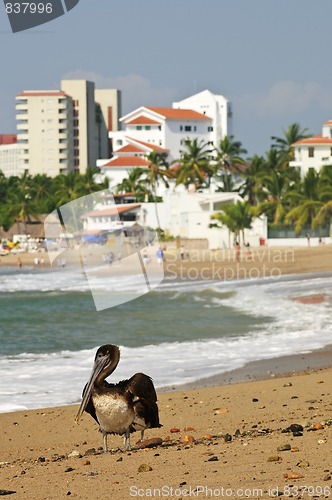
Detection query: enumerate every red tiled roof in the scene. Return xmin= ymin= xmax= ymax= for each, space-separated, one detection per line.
xmin=84 ymin=204 xmax=141 ymax=218
xmin=115 ymin=144 xmax=144 ymax=154
xmin=147 ymin=107 xmax=212 ymax=121
xmin=292 ymin=134 xmax=332 ymax=146
xmin=0 ymin=134 xmax=17 ymax=145
xmin=101 ymin=156 xmax=150 ymax=168
xmin=16 ymin=91 xmax=68 ymax=98
xmin=127 ymin=137 xmax=168 ymax=152
xmin=126 ymin=116 xmax=161 ymax=125
xmin=324 ymin=120 xmax=332 ymax=125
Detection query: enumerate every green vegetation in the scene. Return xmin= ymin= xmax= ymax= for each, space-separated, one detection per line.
xmin=1 ymin=123 xmax=331 ymax=239
xmin=0 ymin=167 xmax=107 ymax=231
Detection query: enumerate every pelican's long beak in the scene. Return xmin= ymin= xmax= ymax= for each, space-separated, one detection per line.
xmin=75 ymin=355 xmax=107 ymax=423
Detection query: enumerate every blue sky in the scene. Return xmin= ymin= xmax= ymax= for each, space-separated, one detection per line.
xmin=1 ymin=0 xmax=332 ymax=156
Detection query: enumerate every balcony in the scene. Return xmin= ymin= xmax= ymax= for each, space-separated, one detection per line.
xmin=17 ymin=124 xmax=29 ymax=132
xmin=16 ymin=99 xmax=28 ymax=106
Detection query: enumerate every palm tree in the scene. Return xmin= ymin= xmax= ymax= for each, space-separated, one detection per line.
xmin=145 ymin=151 xmax=173 ymax=195
xmin=210 ymin=208 xmax=237 ymax=248
xmin=210 ymin=200 xmax=253 ymax=246
xmin=5 ymin=185 xmax=39 ymax=234
xmin=214 ymin=135 xmax=247 ymax=174
xmin=312 ymin=165 xmax=332 ymax=228
xmin=76 ymin=166 xmax=108 ymax=196
xmin=175 ymin=138 xmax=213 ymax=189
xmin=257 ymin=169 xmax=291 ymax=225
xmin=29 ymin=173 xmax=56 ymax=213
xmin=285 ymin=168 xmax=323 ymax=232
xmin=271 ymin=123 xmax=310 ymax=169
xmin=238 ymin=155 xmax=266 ymax=206
xmin=215 ymin=172 xmax=238 ymax=193
xmin=145 ymin=151 xmax=173 ymax=231
xmin=115 ymin=168 xmax=149 ymax=201
xmin=54 ymin=171 xmax=82 ymax=206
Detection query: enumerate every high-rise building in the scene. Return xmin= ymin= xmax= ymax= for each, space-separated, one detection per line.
xmin=14 ymin=80 xmax=121 ymax=176
xmin=0 ymin=134 xmax=25 ymax=177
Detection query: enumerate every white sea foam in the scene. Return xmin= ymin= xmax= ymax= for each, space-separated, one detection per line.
xmin=0 ymin=272 xmax=331 ymax=412
xmin=0 ymin=321 xmax=331 ymax=413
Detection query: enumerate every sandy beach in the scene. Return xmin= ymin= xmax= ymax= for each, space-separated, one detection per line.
xmin=1 ymin=243 xmax=332 ymax=281
xmin=0 ymin=366 xmax=331 ymax=499
xmin=0 ymin=244 xmax=331 ymax=499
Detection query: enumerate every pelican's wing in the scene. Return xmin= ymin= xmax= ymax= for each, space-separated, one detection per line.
xmin=118 ymin=373 xmax=161 ymax=430
xmin=118 ymin=372 xmax=158 ymax=402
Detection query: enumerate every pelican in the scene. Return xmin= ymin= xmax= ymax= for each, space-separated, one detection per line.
xmin=75 ymin=344 xmax=161 ymax=453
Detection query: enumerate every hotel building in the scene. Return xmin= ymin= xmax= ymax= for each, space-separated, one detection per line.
xmin=13 ymin=80 xmax=121 ymax=177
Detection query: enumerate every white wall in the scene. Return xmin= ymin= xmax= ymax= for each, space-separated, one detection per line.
xmin=268 ymin=237 xmax=332 ymax=247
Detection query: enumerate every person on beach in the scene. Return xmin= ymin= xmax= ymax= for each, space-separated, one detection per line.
xmin=180 ymin=245 xmax=185 ymax=260
xmin=306 ymin=233 xmax=310 ymax=246
xmin=143 ymin=250 xmax=149 ymax=265
xmin=235 ymin=241 xmax=241 ymax=262
xmin=156 ymin=247 xmax=164 ymax=265
xmin=16 ymin=257 xmax=22 ymax=271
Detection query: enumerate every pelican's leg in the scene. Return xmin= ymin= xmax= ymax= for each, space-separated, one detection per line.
xmin=123 ymin=429 xmax=131 ymax=451
xmin=102 ymin=431 xmax=108 ymax=453
xmin=140 ymin=430 xmax=145 ymax=441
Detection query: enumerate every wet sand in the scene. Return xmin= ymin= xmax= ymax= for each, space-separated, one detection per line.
xmin=0 ymin=244 xmax=331 ymax=498
xmin=0 ymin=366 xmax=331 ymax=499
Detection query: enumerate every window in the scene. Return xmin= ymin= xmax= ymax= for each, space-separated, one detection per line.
xmin=184 ymin=125 xmax=192 ymax=132
xmin=136 ymin=126 xmax=142 ymax=130
xmin=180 ymin=125 xmax=183 ymax=131
xmin=145 ymin=126 xmax=151 ymax=130
xmin=158 ymin=126 xmax=161 ymax=131
xmin=208 ymin=126 xmax=213 ymax=132
xmin=116 ymin=140 xmax=122 ymax=145
xmin=308 ymin=147 xmax=314 ymax=158
xmin=194 ymin=126 xmax=197 ymax=132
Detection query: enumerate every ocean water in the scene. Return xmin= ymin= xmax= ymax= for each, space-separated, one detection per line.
xmin=0 ymin=265 xmax=332 ymax=412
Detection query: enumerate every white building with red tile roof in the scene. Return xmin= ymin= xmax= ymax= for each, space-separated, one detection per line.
xmin=290 ymin=121 xmax=332 ymax=175
xmin=98 ymin=90 xmax=231 ymax=189
xmin=97 ymin=135 xmax=169 ymax=186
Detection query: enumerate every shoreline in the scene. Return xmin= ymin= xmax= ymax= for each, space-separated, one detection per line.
xmin=1 ymin=245 xmax=331 ymax=498
xmin=1 ymin=365 xmax=331 ymax=499
xmin=163 ymin=343 xmax=332 ymax=392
